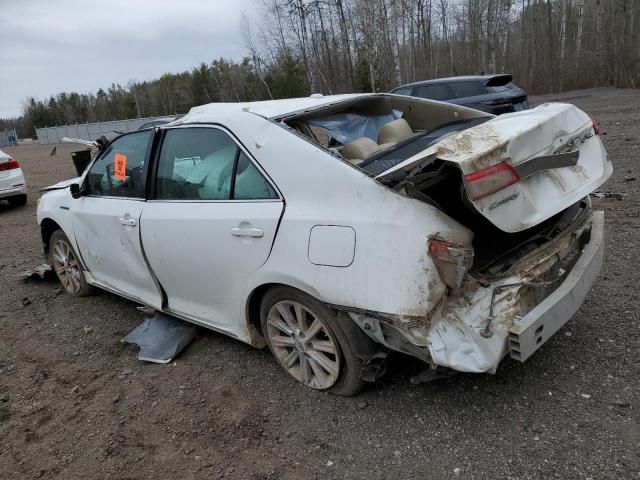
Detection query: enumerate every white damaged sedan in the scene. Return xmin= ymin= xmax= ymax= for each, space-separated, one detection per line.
xmin=37 ymin=94 xmax=611 ymax=395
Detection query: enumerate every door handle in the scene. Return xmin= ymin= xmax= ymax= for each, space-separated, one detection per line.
xmin=231 ymin=227 xmax=263 ymax=238
xmin=118 ymin=216 xmax=137 ymax=227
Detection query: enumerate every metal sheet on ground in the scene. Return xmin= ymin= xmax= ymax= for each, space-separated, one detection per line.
xmin=122 ymin=312 xmax=198 ymax=364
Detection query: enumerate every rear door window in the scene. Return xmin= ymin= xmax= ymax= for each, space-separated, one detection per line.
xmin=156 ymin=128 xmax=237 ymax=200
xmin=234 ymin=152 xmax=278 ymax=200
xmin=414 ymin=84 xmax=455 ymax=101
xmin=155 ymin=127 xmax=278 ymax=201
xmin=450 ymin=81 xmax=487 ymax=98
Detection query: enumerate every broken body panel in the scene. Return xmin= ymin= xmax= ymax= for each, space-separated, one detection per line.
xmin=377 ymin=103 xmax=612 ymax=232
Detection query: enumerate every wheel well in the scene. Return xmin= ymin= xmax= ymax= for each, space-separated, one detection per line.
xmin=246 ymin=282 xmax=319 ymax=344
xmin=40 ymin=218 xmax=61 ymax=254
xmin=246 ymin=283 xmax=282 ymax=338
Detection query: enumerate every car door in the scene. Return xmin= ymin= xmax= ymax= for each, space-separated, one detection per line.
xmin=71 ymin=130 xmax=163 ymax=308
xmin=140 ymin=125 xmax=283 ymax=333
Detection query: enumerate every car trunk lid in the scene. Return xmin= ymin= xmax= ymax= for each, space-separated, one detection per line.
xmin=376 ymin=103 xmax=612 ymax=232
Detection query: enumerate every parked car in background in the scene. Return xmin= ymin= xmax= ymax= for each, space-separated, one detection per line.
xmin=0 ymin=148 xmax=27 ymax=207
xmin=391 ymin=74 xmax=529 ymax=115
xmin=38 ymin=93 xmax=610 ymax=395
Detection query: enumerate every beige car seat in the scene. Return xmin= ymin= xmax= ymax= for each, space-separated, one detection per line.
xmin=377 ymin=118 xmax=414 ymax=145
xmin=341 ymin=137 xmax=381 ymax=164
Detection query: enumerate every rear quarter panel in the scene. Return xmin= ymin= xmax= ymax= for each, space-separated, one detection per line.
xmin=222 ymin=113 xmax=473 ymax=318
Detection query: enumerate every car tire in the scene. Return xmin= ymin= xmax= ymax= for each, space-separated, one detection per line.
xmin=260 ymin=286 xmax=366 ymax=396
xmin=8 ymin=194 xmax=27 ymax=207
xmin=49 ymin=229 xmax=94 ymax=297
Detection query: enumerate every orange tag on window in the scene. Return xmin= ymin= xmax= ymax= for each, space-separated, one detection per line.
xmin=114 ymin=153 xmax=127 ymax=181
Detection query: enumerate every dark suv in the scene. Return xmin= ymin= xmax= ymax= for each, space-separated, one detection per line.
xmin=390 ymin=74 xmax=529 ymax=115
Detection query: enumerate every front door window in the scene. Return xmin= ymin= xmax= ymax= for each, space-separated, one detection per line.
xmin=85 ymin=130 xmax=152 ymax=198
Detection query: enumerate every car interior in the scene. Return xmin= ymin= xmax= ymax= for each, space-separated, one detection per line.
xmin=281 ymin=95 xmax=491 ymax=175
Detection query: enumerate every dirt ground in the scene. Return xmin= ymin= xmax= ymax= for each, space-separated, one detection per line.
xmin=1 ymin=87 xmax=638 ymax=480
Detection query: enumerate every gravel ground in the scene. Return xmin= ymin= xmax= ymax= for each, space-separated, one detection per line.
xmin=1 ymin=87 xmax=638 ymax=480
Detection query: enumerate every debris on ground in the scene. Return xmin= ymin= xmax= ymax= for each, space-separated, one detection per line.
xmin=122 ymin=312 xmax=198 ymax=364
xmin=19 ymin=263 xmax=54 ymax=281
xmin=590 ymin=191 xmax=625 ymax=200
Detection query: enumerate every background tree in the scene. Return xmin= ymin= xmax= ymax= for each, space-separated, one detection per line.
xmin=2 ymin=0 xmax=638 ymax=139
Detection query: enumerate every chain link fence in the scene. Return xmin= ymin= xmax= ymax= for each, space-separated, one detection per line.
xmin=35 ymin=116 xmax=174 ymax=145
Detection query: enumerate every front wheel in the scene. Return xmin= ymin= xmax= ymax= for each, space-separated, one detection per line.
xmin=49 ymin=229 xmax=94 ymax=297
xmin=260 ymin=287 xmax=365 ymax=396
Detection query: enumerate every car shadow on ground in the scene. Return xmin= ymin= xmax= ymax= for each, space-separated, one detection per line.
xmin=0 ymin=200 xmax=27 ymax=212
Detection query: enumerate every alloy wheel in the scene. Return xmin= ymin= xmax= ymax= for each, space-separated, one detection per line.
xmin=266 ymin=300 xmax=341 ymax=389
xmin=51 ymin=239 xmax=82 ymax=294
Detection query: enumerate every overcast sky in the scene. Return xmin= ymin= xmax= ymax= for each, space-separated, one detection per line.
xmin=0 ymin=0 xmax=258 ymax=118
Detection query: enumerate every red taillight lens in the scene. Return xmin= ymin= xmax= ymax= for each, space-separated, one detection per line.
xmin=428 ymin=239 xmax=474 ymax=291
xmin=0 ymin=158 xmax=19 ymax=172
xmin=463 ymin=162 xmax=520 ymax=200
xmin=590 ymin=116 xmax=600 ymax=135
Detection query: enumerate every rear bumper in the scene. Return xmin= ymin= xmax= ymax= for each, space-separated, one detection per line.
xmin=345 ymin=210 xmax=605 ymax=374
xmin=423 ymin=210 xmax=605 ymax=373
xmin=508 ymin=211 xmax=604 ymax=361
xmin=0 ymin=169 xmax=27 ymax=199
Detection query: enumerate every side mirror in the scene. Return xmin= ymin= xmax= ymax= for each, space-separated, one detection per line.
xmin=70 ymin=183 xmax=82 ymax=199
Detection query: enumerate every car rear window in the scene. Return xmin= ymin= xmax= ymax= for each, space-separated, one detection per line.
xmin=450 ymin=81 xmax=487 ymax=98
xmin=486 ymin=81 xmax=518 ymax=93
xmin=414 ymin=84 xmax=455 ymax=101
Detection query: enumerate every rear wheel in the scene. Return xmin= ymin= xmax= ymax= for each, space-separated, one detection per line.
xmin=260 ymin=287 xmax=365 ymax=396
xmin=8 ymin=194 xmax=27 ymax=207
xmin=49 ymin=230 xmax=94 ymax=297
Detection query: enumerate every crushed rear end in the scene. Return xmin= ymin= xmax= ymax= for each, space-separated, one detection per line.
xmin=376 ymin=102 xmax=612 ymax=373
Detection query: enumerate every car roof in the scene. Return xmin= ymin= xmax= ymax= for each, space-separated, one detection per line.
xmin=394 ymin=74 xmax=512 ymax=89
xmin=175 ymin=93 xmax=372 ymax=124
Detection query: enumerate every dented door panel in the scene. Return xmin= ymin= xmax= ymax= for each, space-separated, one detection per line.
xmin=70 ymin=196 xmax=163 ymax=309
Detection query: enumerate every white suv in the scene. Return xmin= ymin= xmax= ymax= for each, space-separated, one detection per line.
xmin=37 ymin=94 xmax=611 ymax=395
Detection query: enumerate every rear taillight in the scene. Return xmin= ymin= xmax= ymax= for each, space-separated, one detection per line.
xmin=428 ymin=239 xmax=474 ymax=291
xmin=591 ymin=116 xmax=600 ymax=135
xmin=463 ymin=162 xmax=520 ymax=200
xmin=0 ymin=158 xmax=19 ymax=172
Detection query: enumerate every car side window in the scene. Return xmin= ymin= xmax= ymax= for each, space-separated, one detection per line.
xmin=234 ymin=152 xmax=277 ymax=200
xmin=450 ymin=81 xmax=487 ymax=98
xmin=414 ymin=84 xmax=455 ymax=101
xmin=155 ymin=127 xmax=277 ymax=201
xmin=86 ymin=130 xmax=152 ymax=198
xmin=392 ymin=87 xmax=412 ymax=96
